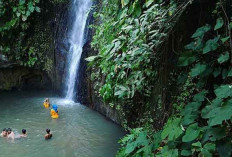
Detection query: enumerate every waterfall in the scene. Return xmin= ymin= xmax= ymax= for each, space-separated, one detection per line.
xmin=65 ymin=0 xmax=92 ymax=100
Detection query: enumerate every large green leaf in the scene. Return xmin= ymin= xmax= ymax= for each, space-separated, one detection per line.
xmin=203 ymin=36 xmax=220 ymax=54
xmin=185 ymin=38 xmax=204 ymax=51
xmin=193 ymin=90 xmax=208 ymax=102
xmin=201 ymin=143 xmax=215 ymax=157
xmin=191 ymin=141 xmax=202 ymax=154
xmin=184 ymin=102 xmax=202 ymax=113
xmin=214 ymin=85 xmax=232 ymax=99
xmin=190 ymin=63 xmax=207 ymax=77
xmin=214 ymin=17 xmax=224 ymax=30
xmin=218 ymin=51 xmax=229 ymax=64
xmin=206 ymin=99 xmax=232 ymax=126
xmin=202 ymin=126 xmax=226 ymax=142
xmin=182 ymin=102 xmax=201 ymax=125
xmin=182 ymin=123 xmax=201 ymax=142
xmin=156 ymin=146 xmax=179 ymax=157
xmin=202 ymin=98 xmax=222 ymax=119
xmin=183 ymin=114 xmax=198 ymax=126
xmin=178 ymin=52 xmax=197 ymax=67
xmin=191 ymin=25 xmax=211 ymax=38
xmin=209 ymin=127 xmax=226 ymax=141
xmin=161 ymin=118 xmax=183 ymax=141
xmin=178 ymin=56 xmax=197 ymax=67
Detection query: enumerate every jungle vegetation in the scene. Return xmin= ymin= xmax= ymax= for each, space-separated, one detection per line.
xmin=1 ymin=0 xmax=232 ymax=156
xmin=87 ymin=0 xmax=232 ymax=156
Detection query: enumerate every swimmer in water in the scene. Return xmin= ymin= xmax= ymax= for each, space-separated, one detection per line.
xmin=44 ymin=98 xmax=50 ymax=108
xmin=50 ymin=104 xmax=59 ymax=119
xmin=20 ymin=129 xmax=27 ymax=138
xmin=44 ymin=129 xmax=52 ymax=140
xmin=0 ymin=128 xmax=7 ymax=137
xmin=7 ymin=128 xmax=15 ymax=139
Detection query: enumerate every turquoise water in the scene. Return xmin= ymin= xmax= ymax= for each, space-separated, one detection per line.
xmin=0 ymin=91 xmax=124 ymax=157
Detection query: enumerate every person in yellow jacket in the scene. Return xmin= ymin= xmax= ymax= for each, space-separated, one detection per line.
xmin=50 ymin=104 xmax=59 ymax=119
xmin=43 ymin=98 xmax=50 ymax=108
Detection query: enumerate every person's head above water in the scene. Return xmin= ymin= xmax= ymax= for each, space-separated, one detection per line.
xmin=7 ymin=128 xmax=12 ymax=134
xmin=45 ymin=128 xmax=52 ymax=139
xmin=1 ymin=128 xmax=7 ymax=137
xmin=45 ymin=98 xmax=49 ymax=102
xmin=46 ymin=129 xmax=50 ymax=134
xmin=2 ymin=128 xmax=7 ymax=133
xmin=22 ymin=129 xmax=26 ymax=134
xmin=52 ymin=104 xmax=58 ymax=112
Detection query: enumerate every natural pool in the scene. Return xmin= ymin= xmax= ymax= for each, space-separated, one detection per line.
xmin=0 ymin=91 xmax=124 ymax=157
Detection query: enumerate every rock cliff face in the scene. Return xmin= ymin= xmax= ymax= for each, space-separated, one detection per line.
xmin=77 ymin=41 xmax=121 ymax=124
xmin=0 ymin=62 xmax=51 ymax=91
xmin=51 ymin=3 xmax=70 ymax=96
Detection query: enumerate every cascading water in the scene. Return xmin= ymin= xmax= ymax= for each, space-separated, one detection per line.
xmin=65 ymin=0 xmax=92 ymax=100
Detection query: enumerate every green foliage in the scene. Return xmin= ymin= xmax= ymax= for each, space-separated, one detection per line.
xmin=117 ymin=128 xmax=161 ymax=157
xmin=217 ymin=51 xmax=229 ymax=64
xmin=156 ymin=146 xmax=178 ymax=157
xmin=88 ymin=0 xmax=232 ymax=156
xmin=0 ymin=0 xmax=40 ymax=35
xmin=154 ymin=1 xmax=232 ymax=156
xmin=0 ymin=0 xmax=40 ymax=63
xmin=0 ymin=0 xmax=56 ymax=72
xmin=182 ymin=123 xmax=201 ymax=142
xmin=161 ymin=118 xmax=183 ymax=141
xmin=214 ymin=17 xmax=224 ymax=30
xmin=203 ymin=36 xmax=220 ymax=54
xmin=88 ymin=0 xmax=178 ymax=129
xmin=190 ymin=63 xmax=207 ymax=77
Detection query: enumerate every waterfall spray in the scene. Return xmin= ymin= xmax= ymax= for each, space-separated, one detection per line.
xmin=65 ymin=0 xmax=92 ymax=100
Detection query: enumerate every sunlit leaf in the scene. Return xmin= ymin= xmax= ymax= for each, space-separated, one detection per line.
xmin=145 ymin=0 xmax=153 ymax=8
xmin=85 ymin=56 xmax=99 ymax=62
xmin=121 ymin=0 xmax=130 ymax=7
